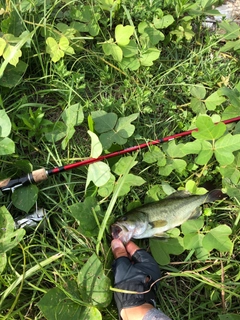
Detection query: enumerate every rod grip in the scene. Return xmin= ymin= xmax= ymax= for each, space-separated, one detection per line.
xmin=32 ymin=168 xmax=48 ymax=183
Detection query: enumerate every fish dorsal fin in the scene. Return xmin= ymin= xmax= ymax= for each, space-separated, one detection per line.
xmin=189 ymin=207 xmax=202 ymax=219
xmin=166 ymin=190 xmax=192 ymax=199
xmin=150 ymin=219 xmax=168 ymax=228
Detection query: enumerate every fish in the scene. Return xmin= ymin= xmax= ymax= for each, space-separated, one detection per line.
xmin=111 ymin=189 xmax=225 ymax=243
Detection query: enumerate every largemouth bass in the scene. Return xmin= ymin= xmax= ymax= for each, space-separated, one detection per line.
xmin=111 ymin=189 xmax=224 ymax=243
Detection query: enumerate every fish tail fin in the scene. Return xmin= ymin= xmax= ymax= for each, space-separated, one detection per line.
xmin=206 ymin=189 xmax=225 ymax=202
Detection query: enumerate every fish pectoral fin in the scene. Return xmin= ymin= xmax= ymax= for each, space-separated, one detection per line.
xmin=150 ymin=219 xmax=168 ymax=228
xmin=153 ymin=232 xmax=169 ymax=238
xmin=189 ymin=207 xmax=202 ymax=219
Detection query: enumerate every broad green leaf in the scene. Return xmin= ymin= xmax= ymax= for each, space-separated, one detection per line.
xmin=86 ymin=161 xmax=111 ymax=188
xmin=162 ymin=140 xmax=186 ymax=158
xmin=99 ymin=0 xmax=121 ymax=12
xmin=12 ymin=185 xmax=38 ymax=213
xmin=114 ymin=173 xmax=145 ymax=197
xmin=222 ymin=105 xmax=240 ymax=121
xmin=202 ymin=225 xmax=233 ymax=252
xmin=140 ymin=47 xmax=160 ymax=66
xmin=98 ymin=113 xmax=138 ymax=149
xmin=120 ymin=56 xmax=140 ymax=70
xmin=59 ymin=36 xmax=75 ymax=55
xmin=45 ymin=121 xmax=67 ymax=143
xmin=0 ymin=137 xmax=15 ymax=155
xmin=143 ymin=146 xmax=165 ymax=164
xmin=0 ymin=38 xmax=7 ymax=56
xmin=192 ymin=115 xmax=226 ymax=140
xmin=219 ymin=152 xmax=240 ymax=184
xmin=0 ymin=110 xmax=11 ymax=137
xmin=215 ymin=133 xmax=240 ymax=165
xmin=62 ymin=103 xmax=84 ymax=127
xmin=46 ymin=37 xmax=64 ymax=62
xmin=145 ymin=184 xmax=164 ymax=202
xmin=185 ymin=180 xmax=207 ymax=195
xmin=77 ymin=253 xmax=112 ymax=307
xmin=92 ymin=111 xmax=117 ymax=133
xmin=138 ymin=22 xmax=164 ymax=45
xmin=121 ymin=39 xmax=138 ymax=57
xmin=181 ymin=217 xmax=204 ymax=234
xmin=61 ymin=126 xmax=75 ymax=150
xmin=190 ymin=84 xmax=206 ymax=99
xmin=38 ymin=282 xmax=102 ymax=320
xmin=190 ymin=97 xmax=206 ymax=114
xmin=98 ymin=174 xmax=115 ymax=198
xmin=183 ymin=233 xmax=204 ymax=250
xmin=115 ymin=25 xmax=134 ymax=46
xmin=88 ymin=131 xmax=102 ymax=158
xmin=219 ymin=86 xmax=240 ymax=108
xmin=153 ymin=15 xmax=174 ymax=29
xmin=182 ymin=140 xmax=201 ymax=155
xmin=3 ymin=44 xmax=22 ymax=66
xmin=0 ymin=206 xmax=25 ymax=273
xmin=102 ymin=42 xmax=123 ymax=62
xmin=205 ymin=91 xmax=226 ymax=110
xmin=0 ymin=60 xmax=28 ymax=88
xmin=69 ymin=197 xmax=101 ymax=236
xmin=219 ymin=21 xmax=240 ymax=40
xmin=195 ymin=246 xmax=209 ymax=260
xmin=158 ymin=158 xmax=186 ymax=176
xmin=195 ymin=140 xmax=213 ymax=165
xmin=56 ymin=23 xmax=76 ymax=38
xmin=150 ymin=237 xmax=184 ymax=265
xmin=112 ymin=156 xmax=138 ymax=175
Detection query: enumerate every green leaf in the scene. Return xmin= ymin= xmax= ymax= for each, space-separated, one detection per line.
xmin=120 ymin=56 xmax=140 ymax=70
xmin=202 ymin=225 xmax=233 ymax=252
xmin=150 ymin=237 xmax=184 ymax=265
xmin=0 ymin=206 xmax=25 ymax=273
xmin=190 ymin=97 xmax=206 ymax=114
xmin=190 ymin=84 xmax=206 ymax=99
xmin=12 ymin=185 xmax=38 ymax=213
xmin=121 ymin=39 xmax=138 ymax=57
xmin=192 ymin=115 xmax=226 ymax=140
xmin=181 ymin=217 xmax=204 ymax=234
xmin=0 ymin=38 xmax=7 ymax=56
xmin=77 ymin=253 xmax=112 ymax=307
xmin=98 ymin=174 xmax=115 ymax=198
xmin=158 ymin=158 xmax=186 ymax=176
xmin=92 ymin=111 xmax=117 ymax=133
xmin=46 ymin=37 xmax=64 ymax=62
xmin=86 ymin=161 xmax=111 ymax=188
xmin=218 ymin=86 xmax=240 ymax=108
xmin=195 ymin=140 xmax=213 ymax=165
xmin=0 ymin=60 xmax=28 ymax=88
xmin=115 ymin=24 xmax=134 ymax=46
xmin=114 ymin=173 xmax=145 ymax=197
xmin=38 ymin=282 xmax=102 ymax=320
xmin=97 ymin=113 xmax=138 ymax=149
xmin=102 ymin=42 xmax=123 ymax=62
xmin=0 ymin=137 xmax=15 ymax=155
xmin=219 ymin=152 xmax=240 ymax=184
xmin=215 ymin=133 xmax=240 ymax=166
xmin=69 ymin=197 xmax=101 ymax=236
xmin=61 ymin=103 xmax=84 ymax=149
xmin=153 ymin=15 xmax=174 ymax=29
xmin=205 ymin=91 xmax=226 ymax=111
xmin=143 ymin=146 xmax=165 ymax=164
xmin=88 ymin=131 xmax=102 ymax=158
xmin=162 ymin=140 xmax=186 ymax=158
xmin=0 ymin=110 xmax=11 ymax=137
xmin=45 ymin=121 xmax=67 ymax=143
xmin=112 ymin=156 xmax=138 ymax=175
xmin=3 ymin=44 xmax=22 ymax=66
xmin=140 ymin=47 xmax=160 ymax=66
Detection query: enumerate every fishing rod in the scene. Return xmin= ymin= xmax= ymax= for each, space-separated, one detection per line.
xmin=1 ymin=116 xmax=240 ymax=193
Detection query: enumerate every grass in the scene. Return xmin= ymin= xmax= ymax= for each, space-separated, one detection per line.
xmin=0 ymin=0 xmax=240 ymax=319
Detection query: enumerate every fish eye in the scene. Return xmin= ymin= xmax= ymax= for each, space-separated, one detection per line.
xmin=121 ymin=216 xmax=127 ymax=221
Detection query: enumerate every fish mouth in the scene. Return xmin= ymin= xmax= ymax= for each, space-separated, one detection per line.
xmin=111 ymin=224 xmax=123 ymax=239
